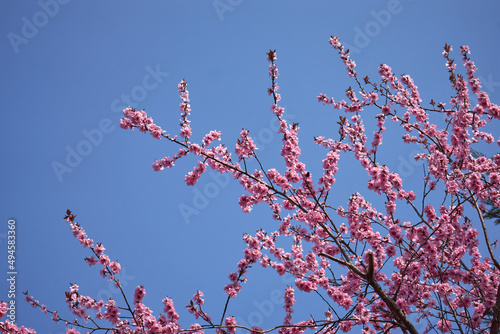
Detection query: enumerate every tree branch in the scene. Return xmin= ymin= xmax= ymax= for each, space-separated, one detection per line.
xmin=319 ymin=252 xmax=419 ymax=334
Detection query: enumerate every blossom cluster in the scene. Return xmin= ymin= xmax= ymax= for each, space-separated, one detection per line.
xmin=2 ymin=37 xmax=499 ymax=334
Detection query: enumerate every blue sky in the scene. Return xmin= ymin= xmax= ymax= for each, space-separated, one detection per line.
xmin=1 ymin=1 xmax=500 ymax=333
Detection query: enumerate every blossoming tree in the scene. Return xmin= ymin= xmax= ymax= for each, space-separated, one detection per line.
xmin=2 ymin=36 xmax=499 ymax=334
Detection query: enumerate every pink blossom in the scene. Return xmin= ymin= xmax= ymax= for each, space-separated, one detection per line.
xmin=436 ymin=319 xmax=452 ymax=333
xmin=193 ymin=290 xmax=204 ymax=305
xmin=327 ymin=286 xmax=352 ymax=310
xmin=94 ymin=243 xmax=105 ymax=256
xmin=85 ymin=255 xmax=97 ymax=266
xmin=489 ymin=104 xmax=500 ymax=119
xmin=202 ymin=130 xmax=222 ymax=146
xmin=185 ymin=161 xmax=207 ymax=186
xmin=180 ymin=124 xmax=192 ymax=138
xmin=148 ymin=124 xmax=163 ymax=139
xmin=162 ymin=297 xmax=179 ymax=322
xmin=109 ymin=261 xmax=121 ymax=274
xmin=274 ymin=263 xmax=286 ymax=275
xmin=225 ymin=317 xmax=237 ymax=334
xmin=271 ymin=103 xmax=284 ymax=117
xmin=477 ymin=91 xmax=490 ymax=109
xmin=98 ymin=254 xmax=110 ymax=267
xmin=0 ymin=301 xmax=7 ymax=319
xmin=119 ymin=118 xmax=133 ymax=130
xmin=381 ymin=104 xmax=391 ymax=115
xmin=235 ymin=129 xmax=257 ymax=160
xmin=339 ymin=321 xmax=353 ymax=333
xmin=134 ymin=285 xmax=146 ymax=304
xmin=104 ymin=299 xmax=120 ymax=325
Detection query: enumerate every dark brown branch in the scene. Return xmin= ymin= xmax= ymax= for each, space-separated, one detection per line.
xmin=318 ymin=252 xmax=419 ymax=334
xmin=490 ymin=283 xmax=500 ymax=334
xmin=470 ymin=191 xmax=500 ymax=270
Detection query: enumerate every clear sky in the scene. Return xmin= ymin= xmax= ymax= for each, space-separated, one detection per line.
xmin=1 ymin=1 xmax=500 ymax=333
